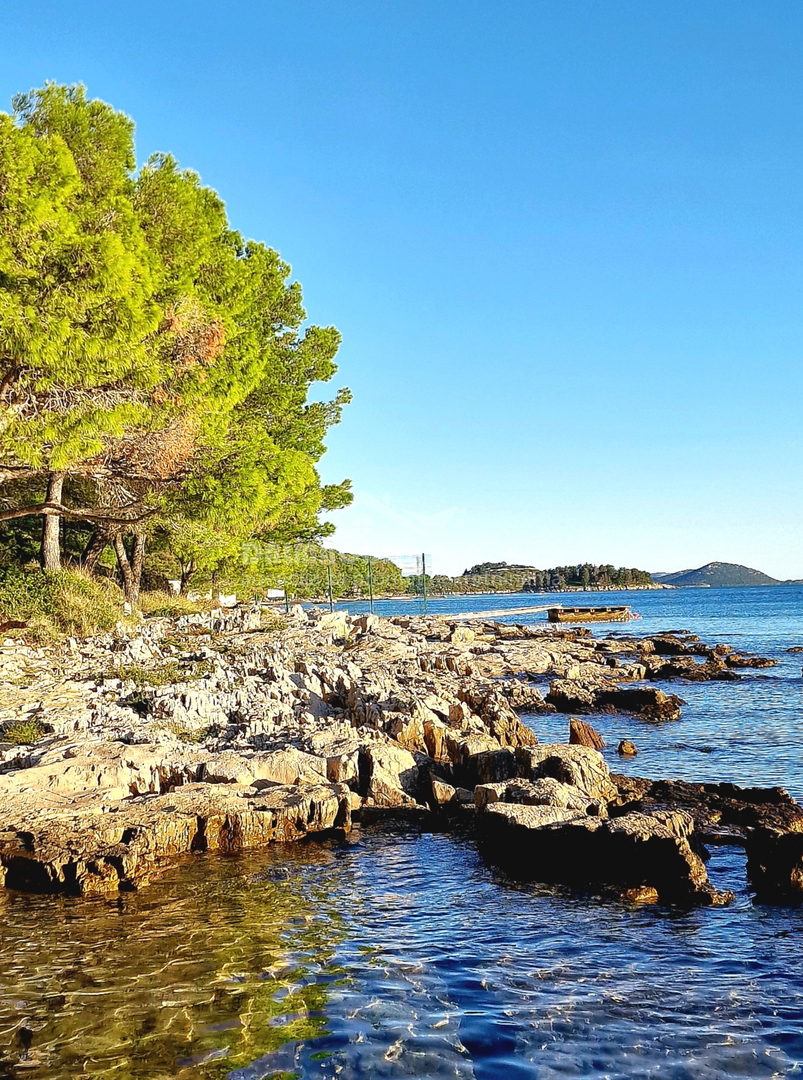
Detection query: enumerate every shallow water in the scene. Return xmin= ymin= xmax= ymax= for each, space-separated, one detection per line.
xmin=2 ymin=586 xmax=803 ymax=1079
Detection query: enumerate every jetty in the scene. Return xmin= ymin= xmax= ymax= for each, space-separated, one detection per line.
xmin=450 ymin=604 xmax=634 ymax=623
xmin=451 ymin=604 xmax=554 ymax=621
xmin=548 ymin=605 xmax=631 ymax=623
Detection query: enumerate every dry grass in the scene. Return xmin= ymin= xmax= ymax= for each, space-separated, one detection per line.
xmin=0 ymin=568 xmax=132 ymax=640
xmin=138 ymin=591 xmax=217 ymax=618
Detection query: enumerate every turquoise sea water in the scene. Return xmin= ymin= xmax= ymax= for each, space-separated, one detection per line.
xmin=1 ymin=586 xmax=803 ymax=1079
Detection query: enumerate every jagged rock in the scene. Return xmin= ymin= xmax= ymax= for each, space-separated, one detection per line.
xmin=0 ymin=608 xmax=776 ymax=900
xmin=494 ymin=679 xmax=550 ymax=712
xmin=306 ymin=730 xmax=361 ymax=786
xmin=430 ymin=777 xmax=457 ymax=806
xmin=446 ymin=733 xmax=517 ymax=787
xmin=644 ymin=655 xmax=741 ymax=682
xmin=0 ymin=741 xmax=203 ymax=800
xmin=617 ymin=739 xmax=638 ymax=756
xmin=569 ymin=718 xmax=605 ymax=749
xmin=612 ymin=775 xmax=803 ymax=841
xmin=474 ymin=776 xmax=596 ymax=813
xmin=450 ymin=625 xmax=475 ymax=644
xmin=316 ymin=611 xmax=351 ymax=640
xmin=725 ymin=653 xmax=777 ymax=669
xmin=598 ymin=686 xmax=685 ymax=720
xmin=478 ymin=805 xmax=732 ymax=905
xmin=643 ymin=635 xmax=690 ymax=656
xmin=546 ymin=680 xmax=597 ymax=713
xmin=200 ymin=747 xmax=328 ymax=787
xmin=362 ymin=741 xmax=423 ymax=807
xmin=480 ymin=802 xmax=580 ymax=831
xmin=515 ymin=744 xmax=618 ymax=805
xmin=746 ymin=828 xmax=803 ymax=902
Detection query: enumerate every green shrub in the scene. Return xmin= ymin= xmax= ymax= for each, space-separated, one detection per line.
xmin=0 ymin=717 xmax=50 ymax=745
xmin=0 ymin=566 xmax=52 ymax=621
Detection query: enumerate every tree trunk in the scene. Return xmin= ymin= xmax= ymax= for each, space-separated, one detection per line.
xmin=40 ymin=472 xmax=65 ymax=572
xmin=82 ymin=527 xmax=111 ymax=574
xmin=113 ymin=532 xmax=135 ymax=602
xmin=179 ymin=559 xmax=196 ymax=594
xmin=129 ymin=530 xmax=146 ymax=605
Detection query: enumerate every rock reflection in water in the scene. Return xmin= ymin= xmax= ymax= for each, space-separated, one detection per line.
xmin=3 ymin=829 xmax=803 ymax=1078
xmin=0 ymin=843 xmax=348 ymax=1079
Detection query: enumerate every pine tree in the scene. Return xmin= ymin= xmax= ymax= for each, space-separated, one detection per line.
xmin=0 ymin=84 xmax=351 ymax=598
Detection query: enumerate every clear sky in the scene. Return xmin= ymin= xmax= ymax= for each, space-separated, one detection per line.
xmin=3 ymin=1 xmax=802 ymax=578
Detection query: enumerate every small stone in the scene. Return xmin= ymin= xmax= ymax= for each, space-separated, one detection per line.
xmin=430 ymin=778 xmax=457 ymax=806
xmin=617 ymin=739 xmax=638 ymax=756
xmin=620 ymin=885 xmax=659 ymax=903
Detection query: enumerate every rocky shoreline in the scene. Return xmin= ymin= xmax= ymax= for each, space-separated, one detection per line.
xmin=0 ymin=607 xmax=800 ymax=905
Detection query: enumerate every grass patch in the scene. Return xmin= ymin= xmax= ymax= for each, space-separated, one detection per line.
xmin=0 ymin=717 xmax=50 ymax=745
xmin=111 ymin=658 xmax=218 ymax=686
xmin=0 ymin=568 xmax=129 ymax=639
xmin=154 ymin=719 xmax=216 ymax=744
xmin=113 ymin=660 xmax=183 ymax=686
xmin=138 ymin=591 xmax=217 ymax=618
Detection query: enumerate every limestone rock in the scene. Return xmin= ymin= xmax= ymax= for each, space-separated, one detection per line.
xmin=474 ymin=776 xmax=595 ymax=814
xmin=480 ymin=802 xmax=580 ymax=831
xmin=362 ymin=741 xmax=423 ymax=807
xmin=569 ymin=718 xmax=605 ymax=749
xmin=430 ymin=777 xmax=457 ymax=806
xmin=200 ymin=747 xmax=328 ymax=787
xmin=478 ymin=805 xmax=732 ymax=905
xmin=746 ymin=828 xmax=803 ymax=902
xmin=306 ymin=730 xmax=361 ymax=786
xmin=515 ymin=744 xmax=618 ymax=805
xmin=612 ymin=774 xmax=803 ymax=841
xmin=0 ymin=781 xmax=351 ymax=895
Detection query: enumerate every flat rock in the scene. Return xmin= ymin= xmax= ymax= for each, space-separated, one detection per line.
xmin=612 ymin=775 xmax=803 ymax=841
xmin=0 ymin=781 xmax=351 ymax=895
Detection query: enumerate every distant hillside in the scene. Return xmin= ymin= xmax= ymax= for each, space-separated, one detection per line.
xmin=422 ymin=562 xmax=657 ymax=594
xmin=652 ymin=561 xmax=790 ymax=587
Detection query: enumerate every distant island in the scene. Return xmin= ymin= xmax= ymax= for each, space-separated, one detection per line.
xmin=651 ymin=561 xmax=803 ymax=588
xmin=406 ymin=562 xmax=659 ymax=595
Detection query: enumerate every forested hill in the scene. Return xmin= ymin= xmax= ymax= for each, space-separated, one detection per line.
xmin=415 ymin=562 xmax=656 ymax=595
xmin=652 ymin=562 xmax=803 ymax=587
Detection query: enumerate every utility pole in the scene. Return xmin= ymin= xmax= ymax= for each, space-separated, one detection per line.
xmin=421 ymin=552 xmax=427 ymax=615
xmin=367 ymin=556 xmax=374 ymax=613
xmin=327 ymin=564 xmax=334 ymax=612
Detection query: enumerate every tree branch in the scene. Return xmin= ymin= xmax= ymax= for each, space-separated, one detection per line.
xmin=0 ymin=501 xmax=154 ymax=525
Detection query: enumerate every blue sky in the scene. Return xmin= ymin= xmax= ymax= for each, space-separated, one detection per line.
xmin=3 ymin=1 xmax=802 ymax=577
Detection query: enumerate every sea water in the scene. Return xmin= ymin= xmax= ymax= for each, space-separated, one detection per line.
xmin=1 ymin=586 xmax=802 ymax=1079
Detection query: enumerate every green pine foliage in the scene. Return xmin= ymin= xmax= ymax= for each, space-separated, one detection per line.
xmin=0 ymin=83 xmax=351 ymax=596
